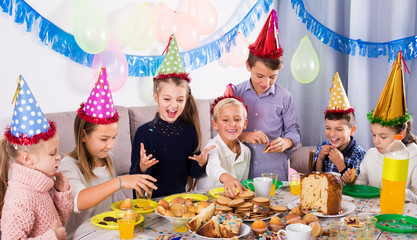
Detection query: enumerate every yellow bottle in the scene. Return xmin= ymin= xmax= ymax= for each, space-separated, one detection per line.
xmin=380 ymin=135 xmax=409 ymax=214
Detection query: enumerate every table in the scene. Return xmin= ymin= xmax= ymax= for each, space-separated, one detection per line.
xmin=74 ymin=186 xmax=417 ymax=240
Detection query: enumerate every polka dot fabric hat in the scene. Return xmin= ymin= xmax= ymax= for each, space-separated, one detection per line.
xmin=153 ymin=34 xmax=190 ymax=82
xmin=4 ymin=75 xmax=56 ymax=146
xmin=77 ymin=67 xmax=119 ymax=125
xmin=325 ymin=72 xmax=354 ymax=114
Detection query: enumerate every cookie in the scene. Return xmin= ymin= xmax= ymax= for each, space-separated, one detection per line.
xmin=236 ymin=190 xmax=254 ymax=199
xmin=216 ymin=196 xmax=232 ymax=206
xmin=253 ymin=197 xmax=270 ymax=205
xmin=215 ymin=204 xmax=233 ymax=212
xmin=227 ymin=198 xmax=245 ymax=208
xmin=271 ymin=205 xmax=287 ymax=213
xmin=238 ymin=202 xmax=254 ymax=209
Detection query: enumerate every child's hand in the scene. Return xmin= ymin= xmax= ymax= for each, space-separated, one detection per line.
xmin=318 ymin=145 xmax=333 ymax=160
xmin=268 ymin=137 xmax=293 ymax=153
xmin=328 ymin=148 xmax=345 ymax=170
xmin=189 ymin=145 xmax=216 ymax=167
xmin=120 ymin=174 xmax=157 ymax=195
xmin=239 ymin=131 xmax=269 ymax=145
xmin=342 ymin=168 xmax=356 ymax=185
xmin=341 ymin=168 xmax=355 ymax=185
xmin=52 ymin=220 xmax=67 ymax=240
xmin=139 ymin=143 xmax=159 ymax=173
xmin=220 ymin=174 xmax=246 ymax=197
xmin=53 ymin=171 xmax=70 ymax=192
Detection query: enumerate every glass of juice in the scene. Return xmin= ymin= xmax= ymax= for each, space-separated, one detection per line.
xmin=117 ymin=210 xmax=136 ymax=240
xmin=357 ymin=215 xmax=377 ymax=240
xmin=261 ymin=173 xmax=278 ymax=196
xmin=171 ymin=203 xmax=188 ymax=232
xmin=136 ymin=188 xmax=153 ymax=208
xmin=289 ymin=173 xmax=304 ymax=195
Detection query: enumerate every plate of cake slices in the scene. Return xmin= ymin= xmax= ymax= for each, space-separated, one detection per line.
xmin=286 ymin=199 xmax=356 ymax=218
xmin=189 ymin=223 xmax=251 ymax=239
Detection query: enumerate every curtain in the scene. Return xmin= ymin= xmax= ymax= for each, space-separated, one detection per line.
xmin=277 ymin=0 xmax=417 ymax=150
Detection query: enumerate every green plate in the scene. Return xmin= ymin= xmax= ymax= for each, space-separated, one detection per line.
xmin=342 ymin=185 xmax=380 ymax=198
xmin=375 ymin=214 xmax=417 ymax=233
xmin=241 ymin=179 xmax=283 ymax=192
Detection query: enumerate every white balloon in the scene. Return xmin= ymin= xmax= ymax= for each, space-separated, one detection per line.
xmin=139 ymin=78 xmax=156 ymax=106
xmin=108 ymin=3 xmax=135 ymax=49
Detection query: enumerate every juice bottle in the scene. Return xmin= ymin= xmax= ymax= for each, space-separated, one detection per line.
xmin=380 ymin=135 xmax=409 ymax=214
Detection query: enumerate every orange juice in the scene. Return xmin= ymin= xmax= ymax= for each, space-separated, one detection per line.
xmin=117 ymin=218 xmax=135 ymax=239
xmin=290 ymin=180 xmax=301 ymax=195
xmin=269 ymin=185 xmax=276 ymax=196
xmin=173 ymin=217 xmax=188 ymax=232
xmin=380 ymin=179 xmax=406 ymax=214
xmin=137 ymin=199 xmax=150 ymax=208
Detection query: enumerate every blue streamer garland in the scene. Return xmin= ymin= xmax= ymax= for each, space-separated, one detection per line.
xmin=291 ymin=0 xmax=417 ymax=61
xmin=1 ymin=0 xmax=273 ymax=77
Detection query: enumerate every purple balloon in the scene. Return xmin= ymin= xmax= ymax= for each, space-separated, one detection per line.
xmin=92 ymin=35 xmax=128 ymax=92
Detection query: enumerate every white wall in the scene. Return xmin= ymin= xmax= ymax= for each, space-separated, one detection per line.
xmin=0 ymin=0 xmax=275 ymax=127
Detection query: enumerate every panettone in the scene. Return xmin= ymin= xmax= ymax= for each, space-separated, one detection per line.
xmin=300 ymin=172 xmax=342 ymax=215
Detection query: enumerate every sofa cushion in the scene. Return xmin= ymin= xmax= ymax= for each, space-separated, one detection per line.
xmin=45 ymin=106 xmax=131 ymax=176
xmin=289 ymin=144 xmax=316 ymax=174
xmin=128 ymin=99 xmax=211 ymax=151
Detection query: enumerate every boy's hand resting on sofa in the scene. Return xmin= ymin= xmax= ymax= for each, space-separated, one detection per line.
xmin=139 ymin=143 xmax=159 ymax=173
xmin=239 ymin=130 xmax=269 ymax=145
xmin=220 ymin=173 xmax=247 ymax=198
xmin=188 ymin=145 xmax=216 ymax=167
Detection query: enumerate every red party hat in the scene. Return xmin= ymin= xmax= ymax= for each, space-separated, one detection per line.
xmin=210 ymin=84 xmax=247 ymax=115
xmin=249 ymin=9 xmax=283 ymax=59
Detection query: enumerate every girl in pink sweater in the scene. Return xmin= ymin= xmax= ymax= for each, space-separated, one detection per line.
xmin=0 ymin=76 xmax=73 ymax=240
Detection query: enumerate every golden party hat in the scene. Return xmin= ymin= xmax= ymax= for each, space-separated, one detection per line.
xmin=325 ymin=72 xmax=354 ymax=114
xmin=368 ymin=51 xmax=411 ymax=126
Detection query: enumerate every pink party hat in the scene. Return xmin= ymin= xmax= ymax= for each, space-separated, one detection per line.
xmin=78 ymin=67 xmax=119 ymax=124
xmin=210 ymin=84 xmax=247 ymax=115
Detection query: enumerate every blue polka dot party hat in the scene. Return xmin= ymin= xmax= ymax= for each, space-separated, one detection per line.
xmin=4 ymin=75 xmax=56 ymax=146
xmin=153 ymin=34 xmax=190 ymax=82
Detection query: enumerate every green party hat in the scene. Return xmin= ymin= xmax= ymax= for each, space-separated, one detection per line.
xmin=154 ymin=34 xmax=190 ymax=82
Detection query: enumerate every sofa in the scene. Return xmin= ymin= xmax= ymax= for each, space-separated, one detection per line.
xmin=45 ymin=99 xmax=315 ymax=199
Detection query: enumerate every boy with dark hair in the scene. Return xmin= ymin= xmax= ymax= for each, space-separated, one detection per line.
xmin=312 ymin=72 xmax=365 ymax=184
xmin=234 ymin=10 xmax=301 ymax=181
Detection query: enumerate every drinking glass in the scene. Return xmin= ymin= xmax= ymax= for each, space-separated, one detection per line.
xmin=136 ymin=188 xmax=153 ymax=208
xmin=117 ymin=210 xmax=136 ymax=240
xmin=171 ymin=203 xmax=188 ymax=232
xmin=289 ymin=173 xmax=304 ymax=195
xmin=261 ymin=173 xmax=278 ymax=196
xmin=329 ymin=222 xmax=351 ymax=240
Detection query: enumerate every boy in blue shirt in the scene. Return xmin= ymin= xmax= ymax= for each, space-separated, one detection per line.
xmin=312 ymin=72 xmax=365 ymax=184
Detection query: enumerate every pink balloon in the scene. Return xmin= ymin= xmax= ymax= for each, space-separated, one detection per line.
xmin=195 ymin=0 xmax=218 ymax=35
xmin=153 ymin=3 xmax=177 ymax=44
xmin=174 ymin=12 xmax=200 ymax=50
xmin=92 ymin=36 xmax=128 ymax=92
xmin=225 ymin=32 xmax=249 ymax=67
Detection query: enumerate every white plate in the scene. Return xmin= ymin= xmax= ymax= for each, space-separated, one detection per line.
xmin=342 ymin=195 xmax=354 ymax=201
xmin=286 ymin=199 xmax=356 ymax=218
xmin=189 ymin=223 xmax=251 ymax=239
xmin=155 ymin=209 xmax=174 ymax=221
xmin=242 ymin=212 xmax=281 ymax=222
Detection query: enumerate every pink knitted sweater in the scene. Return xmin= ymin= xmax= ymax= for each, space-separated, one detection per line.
xmin=1 ymin=163 xmax=73 ymax=240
